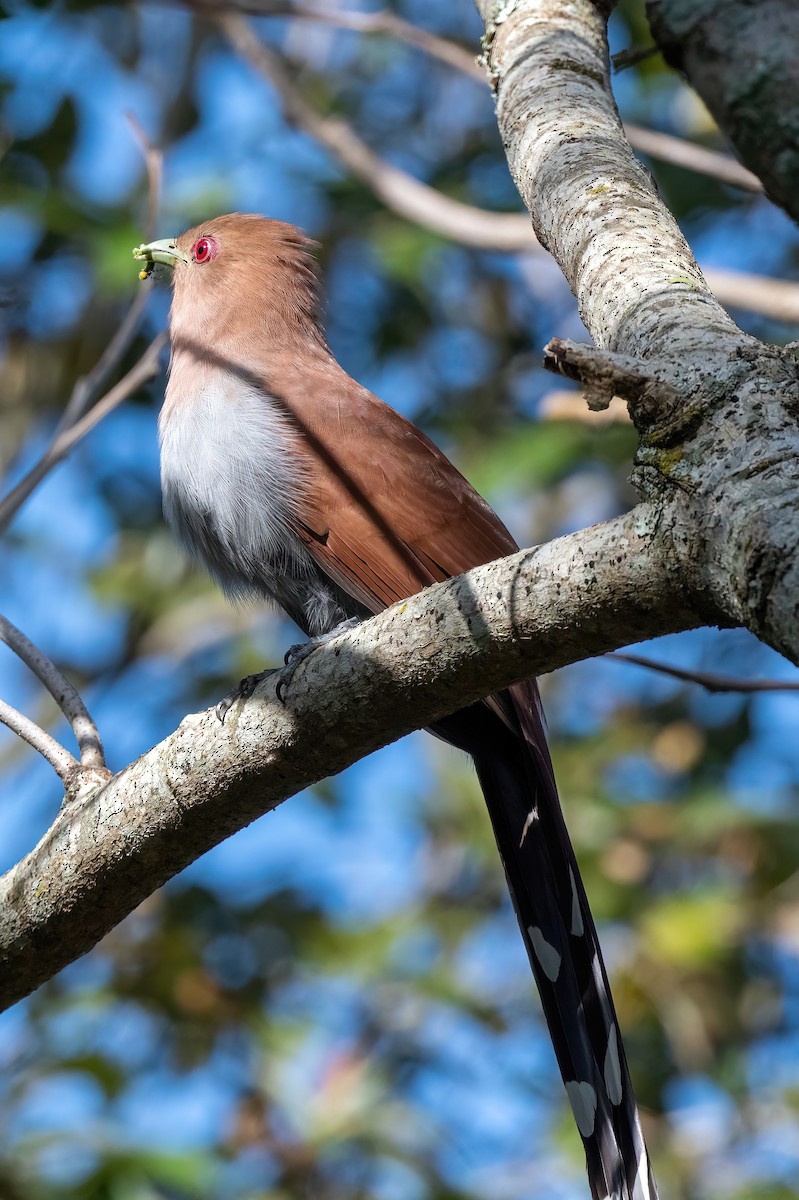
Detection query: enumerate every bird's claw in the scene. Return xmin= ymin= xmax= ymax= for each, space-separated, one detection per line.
xmin=216 ymin=619 xmax=360 ymax=718
xmin=275 ymin=618 xmax=361 ymax=705
xmin=275 ymin=640 xmax=315 ymax=705
xmin=215 ymin=669 xmax=277 ymax=723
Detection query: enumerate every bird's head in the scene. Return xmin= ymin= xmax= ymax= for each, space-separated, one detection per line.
xmin=133 ymin=212 xmax=325 ymax=350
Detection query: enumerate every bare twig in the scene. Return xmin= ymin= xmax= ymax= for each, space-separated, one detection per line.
xmin=0 ymin=698 xmax=77 ymax=783
xmin=55 ymin=284 xmax=153 ymax=434
xmin=0 ymin=119 xmax=163 ymax=531
xmin=216 ymin=15 xmax=799 ymax=326
xmin=206 ymin=2 xmax=762 ymax=195
xmin=186 ymin=0 xmax=482 ymax=79
xmin=610 ymin=651 xmax=799 ymax=694
xmin=0 ymin=613 xmax=105 ymax=768
xmin=611 ymin=45 xmax=659 ymax=72
xmin=0 ymin=333 xmax=167 ymax=534
xmin=623 ymin=124 xmax=762 ymax=193
xmin=702 ymin=268 xmax=799 ymax=324
xmin=217 ymin=12 xmax=544 ymax=253
xmin=126 ymin=111 xmax=163 ymax=244
xmin=0 ymin=122 xmax=162 ymax=781
xmin=543 ymin=337 xmax=680 ymax=411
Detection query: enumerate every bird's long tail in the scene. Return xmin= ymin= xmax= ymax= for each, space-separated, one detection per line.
xmin=436 ymin=679 xmax=658 ymax=1200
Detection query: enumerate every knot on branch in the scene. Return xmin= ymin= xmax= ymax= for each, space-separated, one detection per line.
xmin=543 ymin=336 xmax=680 ymax=415
xmin=543 ymin=337 xmax=712 ymax=499
xmin=62 ymin=764 xmax=113 ymax=809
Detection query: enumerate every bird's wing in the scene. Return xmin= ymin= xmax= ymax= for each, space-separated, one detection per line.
xmin=280 ymin=371 xmax=518 ymax=612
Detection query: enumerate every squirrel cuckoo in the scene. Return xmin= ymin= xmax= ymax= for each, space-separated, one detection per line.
xmin=134 ymin=213 xmax=657 ymax=1200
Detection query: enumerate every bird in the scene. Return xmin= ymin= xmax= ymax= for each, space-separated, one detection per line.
xmin=134 ymin=212 xmax=658 ymax=1200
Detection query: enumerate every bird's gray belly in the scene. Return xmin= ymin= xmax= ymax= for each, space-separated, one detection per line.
xmin=158 ymin=378 xmax=356 ymax=635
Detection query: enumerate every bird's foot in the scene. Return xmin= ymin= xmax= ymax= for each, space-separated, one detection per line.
xmin=215 ymin=668 xmax=278 ymax=723
xmin=215 ymin=619 xmax=360 ymax=721
xmin=276 ymin=618 xmax=360 ymax=704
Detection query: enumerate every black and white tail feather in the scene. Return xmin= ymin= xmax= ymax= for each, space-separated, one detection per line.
xmin=438 ymin=678 xmax=658 ymax=1200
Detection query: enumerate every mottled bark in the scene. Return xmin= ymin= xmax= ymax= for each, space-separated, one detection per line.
xmin=478 ymin=0 xmax=799 ymax=661
xmin=646 ymin=0 xmax=799 ymax=223
xmin=0 ymin=512 xmax=697 ymax=1011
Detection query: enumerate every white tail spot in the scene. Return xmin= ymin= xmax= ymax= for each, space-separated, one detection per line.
xmin=527 ymin=925 xmax=562 ymax=982
xmin=633 ymin=1149 xmax=653 ymax=1200
xmin=565 ymin=1080 xmax=597 ymax=1137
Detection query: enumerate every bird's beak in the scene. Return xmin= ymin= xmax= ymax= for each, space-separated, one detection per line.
xmin=132 ymin=237 xmax=189 ymax=279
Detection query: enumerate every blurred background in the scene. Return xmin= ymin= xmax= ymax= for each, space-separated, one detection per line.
xmin=2 ymin=1 xmax=799 ymax=1197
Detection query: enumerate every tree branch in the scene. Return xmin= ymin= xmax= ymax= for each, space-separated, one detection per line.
xmin=200 ymin=0 xmax=763 ymax=195
xmin=0 ymin=699 xmax=77 ymax=784
xmin=622 ymin=123 xmax=761 ymax=193
xmin=0 ymin=613 xmax=106 ymax=769
xmin=0 ymin=333 xmax=167 ymax=534
xmin=188 ymin=0 xmax=483 ymax=79
xmin=543 ymin=336 xmax=681 ymax=411
xmin=646 ymin=0 xmax=799 ymax=220
xmin=475 ymin=0 xmax=741 ymax=357
xmin=610 ymin=651 xmax=799 ymax=695
xmin=700 ymin=268 xmax=799 ymax=325
xmin=474 ymin=2 xmax=799 ymax=670
xmin=0 ymin=506 xmax=702 ymax=1011
xmin=218 ymin=11 xmax=544 ymax=253
xmin=0 ymin=119 xmax=163 ymax=534
xmin=217 ymin=11 xmax=799 ymax=325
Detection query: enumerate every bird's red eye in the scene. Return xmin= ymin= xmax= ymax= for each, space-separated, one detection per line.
xmin=192 ymin=236 xmax=218 ymax=264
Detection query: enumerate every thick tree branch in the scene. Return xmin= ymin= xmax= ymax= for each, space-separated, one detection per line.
xmin=0 ymin=507 xmax=702 ymax=1011
xmin=646 ymin=0 xmax=799 ymax=221
xmin=475 ymin=0 xmax=740 ymax=356
xmin=475 ymin=1 xmax=799 ymax=667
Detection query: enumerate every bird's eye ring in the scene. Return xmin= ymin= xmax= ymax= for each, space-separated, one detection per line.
xmin=192 ymin=236 xmax=218 ymax=264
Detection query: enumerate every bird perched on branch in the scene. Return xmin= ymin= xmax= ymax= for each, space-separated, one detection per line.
xmin=134 ymin=212 xmax=657 ymax=1200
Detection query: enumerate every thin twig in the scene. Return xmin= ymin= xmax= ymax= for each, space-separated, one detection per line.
xmin=126 ymin=110 xmax=163 ymax=243
xmin=0 ymin=333 xmax=167 ymax=534
xmin=216 ymin=15 xmax=799 ymax=325
xmin=623 ymin=124 xmax=761 ymax=193
xmin=217 ymin=12 xmax=545 ymax=253
xmin=611 ymin=45 xmax=660 ymax=72
xmin=0 ymin=613 xmax=106 ymax=768
xmin=59 ymin=285 xmax=153 ymax=432
xmin=610 ymin=651 xmax=799 ymax=694
xmin=186 ymin=0 xmax=482 ymax=78
xmin=0 ymin=119 xmax=163 ymax=530
xmin=205 ymin=2 xmax=761 ymax=195
xmin=0 ymin=698 xmax=77 ymax=783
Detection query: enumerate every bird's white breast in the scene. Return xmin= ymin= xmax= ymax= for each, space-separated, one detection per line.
xmin=158 ymin=368 xmax=308 ymax=600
